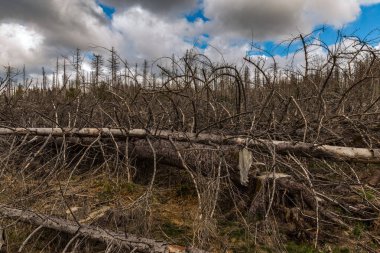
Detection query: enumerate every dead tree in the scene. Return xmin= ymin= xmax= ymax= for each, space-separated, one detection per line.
xmin=72 ymin=48 xmax=83 ymax=89
xmin=91 ymin=53 xmax=104 ymax=87
xmin=108 ymin=47 xmax=120 ymax=87
xmin=0 ymin=206 xmax=206 ymax=253
xmin=0 ymin=128 xmax=378 ymax=164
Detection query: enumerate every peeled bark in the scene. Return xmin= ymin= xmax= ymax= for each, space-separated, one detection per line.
xmin=0 ymin=128 xmax=379 ymax=163
xmin=0 ymin=206 xmax=206 ymax=253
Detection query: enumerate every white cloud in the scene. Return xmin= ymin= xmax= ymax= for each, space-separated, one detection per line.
xmin=204 ymin=36 xmax=250 ymax=64
xmin=359 ymin=0 xmax=380 ymax=5
xmin=0 ymin=0 xmax=379 ymax=76
xmin=302 ymin=0 xmax=361 ymax=28
xmin=0 ymin=0 xmax=121 ymax=74
xmin=0 ymin=0 xmax=204 ymax=73
xmin=0 ymin=23 xmax=45 ymax=67
xmin=100 ymin=0 xmax=197 ymax=16
xmin=112 ymin=7 xmax=204 ymax=62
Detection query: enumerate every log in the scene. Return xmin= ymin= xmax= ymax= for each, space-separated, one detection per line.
xmin=0 ymin=128 xmax=379 ymax=163
xmin=0 ymin=205 xmax=206 ymax=253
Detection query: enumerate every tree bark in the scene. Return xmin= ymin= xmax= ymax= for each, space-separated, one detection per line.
xmin=0 ymin=205 xmax=206 ymax=253
xmin=0 ymin=128 xmax=379 ymax=163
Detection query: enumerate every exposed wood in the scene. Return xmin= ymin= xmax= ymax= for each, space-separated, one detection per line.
xmin=0 ymin=227 xmax=5 ymax=252
xmin=0 ymin=206 xmax=206 ymax=253
xmin=0 ymin=127 xmax=379 ymax=163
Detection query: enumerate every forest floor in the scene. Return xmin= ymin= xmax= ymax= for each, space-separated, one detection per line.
xmin=1 ymin=161 xmax=379 ymax=253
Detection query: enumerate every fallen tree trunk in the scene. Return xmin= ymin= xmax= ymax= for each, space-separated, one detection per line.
xmin=0 ymin=128 xmax=379 ymax=163
xmin=0 ymin=205 xmax=206 ymax=253
xmin=130 ymin=139 xmax=247 ymax=183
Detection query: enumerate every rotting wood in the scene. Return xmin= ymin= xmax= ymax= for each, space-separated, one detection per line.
xmin=0 ymin=128 xmax=379 ymax=163
xmin=0 ymin=206 xmax=206 ymax=253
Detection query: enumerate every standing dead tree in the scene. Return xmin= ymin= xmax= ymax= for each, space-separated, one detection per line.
xmin=108 ymin=47 xmax=120 ymax=88
xmin=72 ymin=48 xmax=83 ymax=89
xmin=91 ymin=53 xmax=104 ymax=87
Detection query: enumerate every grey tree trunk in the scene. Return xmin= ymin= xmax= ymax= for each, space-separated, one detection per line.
xmin=0 ymin=128 xmax=378 ymax=163
xmin=0 ymin=206 xmax=206 ymax=253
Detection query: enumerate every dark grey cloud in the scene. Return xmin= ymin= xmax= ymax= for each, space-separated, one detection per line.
xmin=0 ymin=0 xmax=111 ymax=50
xmin=203 ymin=0 xmax=374 ymax=41
xmin=0 ymin=0 xmax=197 ymax=71
xmin=205 ymin=0 xmax=305 ymax=40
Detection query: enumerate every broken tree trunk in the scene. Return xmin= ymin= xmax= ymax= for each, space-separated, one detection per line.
xmin=0 ymin=205 xmax=206 ymax=253
xmin=0 ymin=128 xmax=379 ymax=163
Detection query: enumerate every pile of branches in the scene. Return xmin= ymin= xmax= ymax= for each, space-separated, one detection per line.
xmin=0 ymin=31 xmax=380 ymax=252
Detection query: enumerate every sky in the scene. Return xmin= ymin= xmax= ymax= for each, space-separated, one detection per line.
xmin=0 ymin=0 xmax=380 ymax=74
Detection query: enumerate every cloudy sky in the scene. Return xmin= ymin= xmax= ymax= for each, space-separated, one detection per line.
xmin=1 ymin=0 xmax=380 ymax=73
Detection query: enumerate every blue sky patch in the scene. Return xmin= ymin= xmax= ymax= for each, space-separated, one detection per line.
xmin=185 ymin=34 xmax=209 ymax=49
xmin=314 ymin=4 xmax=380 ymax=47
xmin=98 ymin=1 xmax=116 ymax=20
xmin=185 ymin=8 xmax=210 ymax=23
